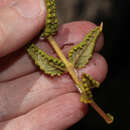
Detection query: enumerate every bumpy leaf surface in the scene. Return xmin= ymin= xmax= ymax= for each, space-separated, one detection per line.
xmin=80 ymin=73 xmax=100 ymax=103
xmin=26 ymin=44 xmax=66 ymax=76
xmin=68 ymin=23 xmax=103 ymax=69
xmin=41 ymin=0 xmax=58 ymax=38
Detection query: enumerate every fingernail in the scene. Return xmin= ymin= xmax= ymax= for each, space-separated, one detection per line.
xmin=12 ymin=0 xmax=45 ymax=18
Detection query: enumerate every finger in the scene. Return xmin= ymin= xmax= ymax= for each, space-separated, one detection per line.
xmin=78 ymin=53 xmax=108 ymax=82
xmin=0 ymin=0 xmax=46 ymax=57
xmin=0 ymin=93 xmax=87 ymax=130
xmin=0 ymin=21 xmax=104 ymax=82
xmin=0 ymin=53 xmax=107 ymax=121
xmin=54 ymin=21 xmax=104 ymax=54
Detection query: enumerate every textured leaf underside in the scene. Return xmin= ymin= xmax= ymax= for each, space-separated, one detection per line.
xmin=81 ymin=74 xmax=100 ymax=102
xmin=82 ymin=73 xmax=100 ymax=89
xmin=26 ymin=44 xmax=66 ymax=76
xmin=41 ymin=0 xmax=58 ymax=38
xmin=68 ymin=24 xmax=103 ymax=69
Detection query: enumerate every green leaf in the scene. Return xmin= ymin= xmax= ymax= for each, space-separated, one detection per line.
xmin=81 ymin=73 xmax=100 ymax=89
xmin=68 ymin=23 xmax=103 ymax=69
xmin=41 ymin=0 xmax=58 ymax=38
xmin=26 ymin=43 xmax=66 ymax=76
xmin=80 ymin=73 xmax=100 ymax=103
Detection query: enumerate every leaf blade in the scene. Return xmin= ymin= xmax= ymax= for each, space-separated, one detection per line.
xmin=68 ymin=23 xmax=103 ymax=69
xmin=81 ymin=73 xmax=100 ymax=89
xmin=80 ymin=73 xmax=100 ymax=103
xmin=41 ymin=0 xmax=58 ymax=38
xmin=26 ymin=43 xmax=66 ymax=76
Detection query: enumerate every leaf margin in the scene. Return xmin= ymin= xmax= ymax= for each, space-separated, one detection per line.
xmin=26 ymin=43 xmax=66 ymax=76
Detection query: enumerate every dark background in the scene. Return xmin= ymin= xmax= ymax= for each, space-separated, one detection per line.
xmin=56 ymin=0 xmax=130 ymax=130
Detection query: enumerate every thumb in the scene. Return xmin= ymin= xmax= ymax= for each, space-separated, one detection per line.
xmin=0 ymin=0 xmax=46 ymax=57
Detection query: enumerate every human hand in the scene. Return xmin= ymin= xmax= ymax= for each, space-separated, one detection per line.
xmin=0 ymin=0 xmax=108 ymax=130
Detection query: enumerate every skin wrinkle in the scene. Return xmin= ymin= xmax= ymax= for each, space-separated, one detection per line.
xmin=0 ymin=71 xmax=78 ymax=121
xmin=23 ymin=93 xmax=87 ymax=130
xmin=0 ymin=93 xmax=87 ymax=130
xmin=0 ymin=91 xmax=78 ymax=123
xmin=0 ymin=50 xmax=37 ymax=83
xmin=0 ymin=71 xmax=37 ymax=83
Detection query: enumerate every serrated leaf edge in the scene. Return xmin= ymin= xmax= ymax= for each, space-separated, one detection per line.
xmin=26 ymin=43 xmax=66 ymax=76
xmin=68 ymin=23 xmax=103 ymax=69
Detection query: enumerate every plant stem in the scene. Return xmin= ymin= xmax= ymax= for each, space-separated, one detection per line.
xmin=47 ymin=36 xmax=81 ymax=86
xmin=90 ymin=100 xmax=114 ymax=124
xmin=47 ymin=35 xmax=113 ymax=124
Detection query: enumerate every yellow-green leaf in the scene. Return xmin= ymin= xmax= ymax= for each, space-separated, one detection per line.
xmin=80 ymin=73 xmax=100 ymax=103
xmin=26 ymin=43 xmax=66 ymax=76
xmin=68 ymin=23 xmax=103 ymax=69
xmin=41 ymin=0 xmax=58 ymax=38
xmin=81 ymin=73 xmax=100 ymax=89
